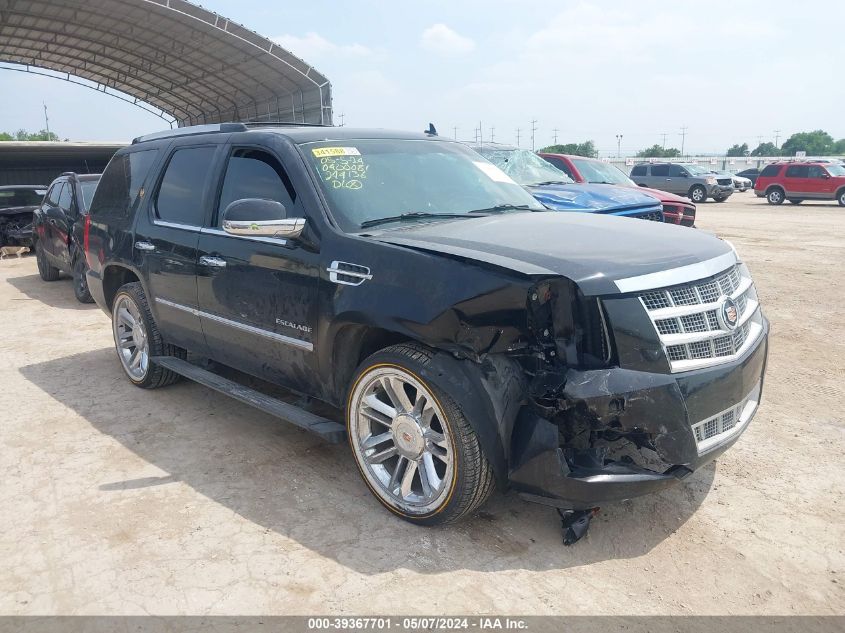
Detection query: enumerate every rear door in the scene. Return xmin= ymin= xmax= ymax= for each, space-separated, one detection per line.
xmin=195 ymin=143 xmax=320 ymax=392
xmin=52 ymin=181 xmax=75 ymax=268
xmin=133 ymin=142 xmax=220 ymax=354
xmin=38 ymin=181 xmax=64 ymax=258
xmin=783 ymin=164 xmax=809 ymax=196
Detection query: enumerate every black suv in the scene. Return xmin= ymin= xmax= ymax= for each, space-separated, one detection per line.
xmin=84 ymin=124 xmax=769 ymax=537
xmin=33 ymin=172 xmax=101 ymax=302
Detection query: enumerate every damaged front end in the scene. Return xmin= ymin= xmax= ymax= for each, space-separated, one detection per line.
xmin=506 ymin=271 xmax=769 ymax=511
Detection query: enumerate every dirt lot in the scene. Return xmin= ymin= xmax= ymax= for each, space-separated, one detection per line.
xmin=1 ymin=194 xmax=843 ymax=616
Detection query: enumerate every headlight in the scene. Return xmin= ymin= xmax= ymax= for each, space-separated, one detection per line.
xmin=706 ymin=177 xmax=716 ymax=185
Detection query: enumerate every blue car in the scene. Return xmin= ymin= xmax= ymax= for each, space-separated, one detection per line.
xmin=472 ymin=144 xmax=664 ymax=221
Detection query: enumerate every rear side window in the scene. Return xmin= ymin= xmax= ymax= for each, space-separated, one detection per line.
xmin=217 ymin=148 xmax=296 ymax=224
xmin=155 ymin=146 xmax=217 ymax=226
xmin=90 ymin=149 xmax=158 ymax=218
xmin=630 ymin=165 xmax=646 ymax=177
xmin=785 ymin=165 xmax=809 ymax=178
xmin=668 ymin=165 xmax=687 ymax=177
xmin=651 ymin=164 xmax=669 ymax=177
xmin=760 ymin=164 xmax=781 ymax=177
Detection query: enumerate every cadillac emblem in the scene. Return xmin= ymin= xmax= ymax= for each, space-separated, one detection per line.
xmin=719 ymin=296 xmax=739 ymax=330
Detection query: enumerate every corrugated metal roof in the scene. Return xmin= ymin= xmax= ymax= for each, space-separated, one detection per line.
xmin=0 ymin=0 xmax=333 ymax=126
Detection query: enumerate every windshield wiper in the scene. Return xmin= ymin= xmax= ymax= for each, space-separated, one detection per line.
xmin=360 ymin=212 xmax=473 ymax=229
xmin=531 ymin=180 xmax=572 ymax=186
xmin=465 ymin=203 xmax=534 ymax=214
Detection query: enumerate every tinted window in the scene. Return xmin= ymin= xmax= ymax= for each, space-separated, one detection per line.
xmin=46 ymin=183 xmax=63 ymax=207
xmin=651 ymin=164 xmax=669 ymax=177
xmin=79 ymin=181 xmax=99 ymax=212
xmin=155 ymin=146 xmax=216 ymax=226
xmin=217 ymin=149 xmax=296 ymax=224
xmin=630 ymin=165 xmax=646 ymax=177
xmin=58 ymin=182 xmax=73 ymax=211
xmin=760 ymin=164 xmax=781 ymax=177
xmin=668 ymin=165 xmax=688 ymax=177
xmin=542 ymin=156 xmax=575 ymax=179
xmin=808 ymin=166 xmax=825 ymax=178
xmin=90 ymin=149 xmax=158 ymax=218
xmin=785 ymin=165 xmax=809 ymax=178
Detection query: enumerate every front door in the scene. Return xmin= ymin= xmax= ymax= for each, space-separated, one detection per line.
xmin=808 ymin=165 xmax=836 ymax=198
xmin=195 ymin=146 xmax=320 ymax=393
xmin=134 ymin=144 xmax=219 ymax=355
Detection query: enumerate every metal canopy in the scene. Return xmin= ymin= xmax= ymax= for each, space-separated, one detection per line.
xmin=0 ymin=0 xmax=332 ymax=127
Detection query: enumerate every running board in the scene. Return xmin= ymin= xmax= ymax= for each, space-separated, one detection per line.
xmin=151 ymin=356 xmax=346 ymax=444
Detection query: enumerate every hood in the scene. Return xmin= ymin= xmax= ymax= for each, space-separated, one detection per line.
xmin=372 ymin=211 xmax=732 ymax=296
xmin=0 ymin=205 xmax=38 ymax=217
xmin=631 ymin=186 xmax=692 ymax=206
xmin=526 ymin=182 xmax=662 ymax=214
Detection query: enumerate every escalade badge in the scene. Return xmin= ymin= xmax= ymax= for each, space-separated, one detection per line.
xmin=719 ymin=296 xmax=739 ymax=330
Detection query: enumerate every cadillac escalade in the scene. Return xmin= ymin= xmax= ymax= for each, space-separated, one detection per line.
xmin=84 ymin=123 xmax=769 ymax=540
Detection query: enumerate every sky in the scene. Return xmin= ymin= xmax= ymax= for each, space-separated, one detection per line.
xmin=1 ymin=0 xmax=843 ymax=155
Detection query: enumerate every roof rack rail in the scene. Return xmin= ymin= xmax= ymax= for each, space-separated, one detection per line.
xmin=238 ymin=121 xmax=332 ymax=128
xmin=132 ymin=120 xmax=334 ymax=144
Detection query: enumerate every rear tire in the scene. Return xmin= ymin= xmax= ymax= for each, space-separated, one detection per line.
xmin=111 ymin=282 xmax=184 ymax=389
xmin=689 ymin=185 xmax=707 ymax=203
xmin=347 ymin=343 xmax=494 ymax=525
xmin=838 ymin=190 xmax=845 ymax=207
xmin=72 ymin=253 xmax=94 ymax=303
xmin=766 ymin=188 xmax=785 ymax=205
xmin=35 ymin=240 xmax=60 ymax=281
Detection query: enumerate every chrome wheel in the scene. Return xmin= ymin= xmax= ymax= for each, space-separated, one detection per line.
xmin=768 ymin=189 xmax=784 ymax=204
xmin=691 ymin=187 xmax=706 ymax=203
xmin=113 ymin=294 xmax=150 ymax=381
xmin=349 ymin=366 xmax=454 ymax=515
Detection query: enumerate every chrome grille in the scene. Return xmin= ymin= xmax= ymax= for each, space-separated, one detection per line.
xmin=692 ymin=382 xmax=761 ymax=453
xmin=638 ymin=262 xmax=764 ymax=372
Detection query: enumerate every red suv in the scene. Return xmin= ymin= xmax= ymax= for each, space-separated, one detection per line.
xmin=754 ymin=161 xmax=845 ymax=205
xmin=539 ymin=153 xmax=696 ymax=226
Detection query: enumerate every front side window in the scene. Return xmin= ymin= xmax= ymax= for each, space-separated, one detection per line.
xmin=46 ymin=183 xmax=63 ymax=207
xmin=808 ymin=166 xmax=826 ymax=179
xmin=668 ymin=165 xmax=688 ymax=177
xmin=760 ymin=164 xmax=781 ymax=177
xmin=155 ymin=146 xmax=216 ymax=226
xmin=651 ymin=164 xmax=669 ymax=177
xmin=301 ymin=139 xmax=544 ymax=233
xmin=57 ymin=182 xmax=73 ymax=211
xmin=217 ymin=148 xmax=296 ymax=225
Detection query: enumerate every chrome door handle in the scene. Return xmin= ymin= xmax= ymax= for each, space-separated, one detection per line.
xmin=135 ymin=241 xmax=156 ymax=252
xmin=199 ymin=255 xmax=227 ymax=268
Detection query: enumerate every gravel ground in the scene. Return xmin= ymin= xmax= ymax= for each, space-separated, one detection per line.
xmin=0 ymin=194 xmax=842 ymax=615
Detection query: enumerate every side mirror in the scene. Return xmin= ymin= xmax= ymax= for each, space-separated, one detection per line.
xmin=221 ymin=198 xmax=305 ymax=240
xmin=822 ymin=173 xmax=831 ymax=179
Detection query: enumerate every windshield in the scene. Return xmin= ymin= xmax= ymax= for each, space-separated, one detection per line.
xmin=826 ymin=164 xmax=845 ymax=176
xmin=571 ymin=158 xmax=634 ymax=186
xmin=302 ymin=139 xmax=544 ymax=232
xmin=474 ymin=147 xmax=574 ymax=186
xmin=79 ymin=180 xmax=99 ymax=212
xmin=685 ymin=165 xmax=710 ymax=176
xmin=0 ymin=187 xmax=46 ymax=209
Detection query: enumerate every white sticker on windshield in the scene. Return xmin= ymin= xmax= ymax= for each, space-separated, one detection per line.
xmin=473 ymin=161 xmax=514 ymax=184
xmin=312 ymin=146 xmax=361 ymax=157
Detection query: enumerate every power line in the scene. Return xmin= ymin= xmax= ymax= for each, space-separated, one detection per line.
xmin=43 ymin=102 xmax=50 ymax=135
xmin=338 ymin=112 xmax=345 ymax=127
xmin=774 ymin=130 xmax=781 ymax=148
xmin=552 ymin=128 xmax=559 ymax=144
xmin=660 ymin=132 xmax=668 ymax=149
xmin=530 ymin=119 xmax=538 ymax=151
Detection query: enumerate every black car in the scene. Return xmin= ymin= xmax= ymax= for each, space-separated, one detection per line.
xmin=735 ymin=168 xmax=761 ymax=187
xmin=84 ymin=123 xmax=769 ymax=540
xmin=0 ymin=184 xmax=47 ymax=247
xmin=33 ymin=172 xmax=101 ymax=303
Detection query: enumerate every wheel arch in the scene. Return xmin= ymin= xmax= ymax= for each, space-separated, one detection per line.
xmin=835 ymin=185 xmax=845 ymax=200
xmin=765 ymin=184 xmax=785 ymax=196
xmin=101 ymin=263 xmax=143 ymax=311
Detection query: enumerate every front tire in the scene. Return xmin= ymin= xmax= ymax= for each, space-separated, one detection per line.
xmin=35 ymin=240 xmax=60 ymax=281
xmin=689 ymin=185 xmax=707 ymax=203
xmin=713 ymin=196 xmax=727 ymax=203
xmin=72 ymin=253 xmax=94 ymax=303
xmin=111 ymin=282 xmax=183 ymax=389
xmin=838 ymin=190 xmax=845 ymax=207
xmin=788 ymin=199 xmax=804 ymax=205
xmin=347 ymin=343 xmax=494 ymax=525
xmin=767 ymin=188 xmax=785 ymax=205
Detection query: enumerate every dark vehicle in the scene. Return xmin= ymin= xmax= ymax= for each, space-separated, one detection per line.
xmin=0 ymin=184 xmax=47 ymax=247
xmin=471 ymin=144 xmax=665 ymax=222
xmin=539 ymin=153 xmax=696 ymax=226
xmin=735 ymin=168 xmax=761 ymax=188
xmin=85 ymin=124 xmax=768 ymax=540
xmin=753 ymin=161 xmax=845 ymax=205
xmin=33 ymin=172 xmax=101 ymax=302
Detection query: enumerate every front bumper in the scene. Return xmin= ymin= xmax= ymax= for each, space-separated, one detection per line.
xmin=707 ymin=184 xmax=734 ymax=198
xmin=509 ymin=317 xmax=769 ymax=509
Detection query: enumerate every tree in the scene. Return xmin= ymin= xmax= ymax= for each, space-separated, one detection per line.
xmin=539 ymin=141 xmax=596 ymax=158
xmin=726 ymin=143 xmax=749 ymax=157
xmin=0 ymin=128 xmax=60 ymax=142
xmin=781 ymin=130 xmax=834 ymax=156
xmin=832 ymin=138 xmax=845 ymax=155
xmin=635 ymin=144 xmax=681 ymax=158
xmin=751 ymin=142 xmax=778 ymax=157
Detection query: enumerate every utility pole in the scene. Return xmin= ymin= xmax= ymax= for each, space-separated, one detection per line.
xmin=552 ymin=128 xmax=559 ymax=144
xmin=516 ymin=128 xmax=521 ymax=147
xmin=478 ymin=120 xmax=483 ymax=146
xmin=530 ymin=119 xmax=538 ymax=151
xmin=490 ymin=126 xmax=495 ymax=142
xmin=680 ymin=126 xmax=688 ymax=156
xmin=338 ymin=112 xmax=345 ymax=127
xmin=660 ymin=132 xmax=668 ymax=149
xmin=616 ymin=134 xmax=623 ymax=158
xmin=452 ymin=126 xmax=458 ymax=140
xmin=43 ymin=102 xmax=50 ymax=136
xmin=774 ymin=129 xmax=781 ymax=149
